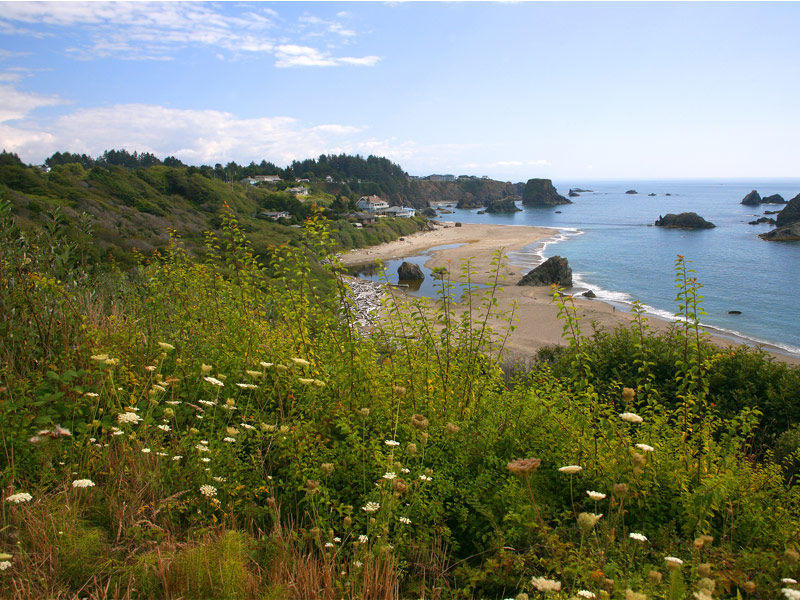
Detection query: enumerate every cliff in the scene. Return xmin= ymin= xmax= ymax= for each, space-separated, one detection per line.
xmin=392 ymin=179 xmax=519 ymax=209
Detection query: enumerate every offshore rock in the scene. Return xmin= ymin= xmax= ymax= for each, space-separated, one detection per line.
xmin=741 ymin=190 xmax=762 ymax=206
xmin=761 ymin=193 xmax=800 ymax=241
xmin=654 ymin=212 xmax=716 ymax=229
xmin=398 ymin=262 xmax=424 ymax=280
xmin=776 ymin=193 xmax=800 ymax=227
xmin=748 ymin=217 xmax=776 ymax=225
xmin=582 ymin=289 xmax=597 ymax=298
xmin=522 ymin=178 xmax=571 ymax=206
xmin=518 ymin=256 xmax=573 ymax=287
xmin=762 ymin=194 xmax=787 ymax=204
xmin=485 ymin=197 xmax=522 ymax=213
xmin=626 ymin=189 xmax=638 ymax=194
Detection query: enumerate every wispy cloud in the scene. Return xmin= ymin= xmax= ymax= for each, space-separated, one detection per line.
xmin=0 ymin=83 xmax=64 ymax=122
xmin=0 ymin=2 xmax=379 ymax=67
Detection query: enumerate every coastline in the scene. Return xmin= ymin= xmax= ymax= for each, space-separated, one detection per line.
xmin=340 ymin=222 xmax=800 ymax=366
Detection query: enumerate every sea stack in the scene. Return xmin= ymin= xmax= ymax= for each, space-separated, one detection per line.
xmin=741 ymin=190 xmax=762 ymax=206
xmin=760 ymin=193 xmax=800 ymax=241
xmin=654 ymin=213 xmax=716 ymax=229
xmin=517 ymin=256 xmax=573 ymax=287
xmin=521 ymin=179 xmax=571 ymax=206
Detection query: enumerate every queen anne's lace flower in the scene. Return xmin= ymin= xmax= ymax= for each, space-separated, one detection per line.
xmin=629 ymin=532 xmax=648 ymax=542
xmin=530 ymin=577 xmax=562 ymax=592
xmin=587 ymin=490 xmax=607 ymax=501
xmin=291 ymin=357 xmax=310 ymax=367
xmin=199 ymin=484 xmax=217 ymax=498
xmin=384 ymin=439 xmax=400 ymax=447
xmin=5 ymin=492 xmax=33 ymax=504
xmin=157 ymin=424 xmax=171 ymax=432
xmin=117 ymin=412 xmax=143 ymax=424
xmin=399 ymin=516 xmax=411 ymax=524
xmin=578 ymin=591 xmax=596 ymax=599
xmin=157 ymin=342 xmax=175 ymax=351
xmin=620 ymin=412 xmax=644 ymax=424
xmin=236 ymin=383 xmax=258 ymax=389
xmin=0 ymin=561 xmax=11 ymax=571
xmin=203 ymin=376 xmax=224 ymax=387
xmin=358 ymin=534 xmax=368 ymax=544
xmin=72 ymin=479 xmax=95 ymax=488
xmin=635 ymin=443 xmax=654 ymax=452
xmin=783 ymin=590 xmax=800 ymax=600
xmin=558 ymin=465 xmax=582 ymax=474
xmin=382 ymin=472 xmax=397 ymax=480
xmin=362 ymin=502 xmax=380 ymax=513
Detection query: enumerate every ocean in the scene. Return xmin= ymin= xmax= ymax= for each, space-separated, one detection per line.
xmin=354 ymin=179 xmax=800 ymax=357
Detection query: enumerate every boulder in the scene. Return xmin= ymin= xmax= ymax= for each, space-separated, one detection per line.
xmin=485 ymin=197 xmax=522 ymax=213
xmin=522 ymin=179 xmax=571 ymax=206
xmin=741 ymin=190 xmax=762 ymax=206
xmin=421 ymin=207 xmax=437 ymax=218
xmin=397 ymin=262 xmax=424 ymax=281
xmin=654 ymin=212 xmax=716 ymax=229
xmin=582 ymin=289 xmax=597 ymax=298
xmin=517 ymin=256 xmax=572 ymax=287
xmin=762 ymin=194 xmax=787 ymax=204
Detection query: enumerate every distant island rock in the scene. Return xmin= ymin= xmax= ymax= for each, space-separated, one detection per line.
xmin=760 ymin=193 xmax=800 ymax=241
xmin=568 ymin=190 xmax=580 ymax=197
xmin=626 ymin=189 xmax=638 ymax=195
xmin=648 ymin=193 xmax=657 ymax=197
xmin=748 ymin=217 xmax=776 ymax=225
xmin=485 ymin=197 xmax=522 ymax=213
xmin=741 ymin=190 xmax=762 ymax=206
xmin=762 ymin=194 xmax=787 ymax=204
xmin=654 ymin=212 xmax=716 ymax=229
xmin=517 ymin=256 xmax=572 ymax=287
xmin=522 ymin=179 xmax=571 ymax=206
xmin=398 ymin=262 xmax=424 ymax=280
xmin=570 ymin=188 xmax=593 ymax=193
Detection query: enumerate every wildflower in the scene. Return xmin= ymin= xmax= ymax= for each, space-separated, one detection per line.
xmin=72 ymin=479 xmax=95 ymax=488
xmin=204 ymin=376 xmax=224 ymax=387
xmin=507 ymin=458 xmax=541 ymax=476
xmin=399 ymin=516 xmax=411 ymax=524
xmin=236 ymin=383 xmax=258 ymax=389
xmin=201 ymin=457 xmax=210 ymax=463
xmin=321 ymin=463 xmax=334 ymax=475
xmin=530 ymin=577 xmax=561 ymax=592
xmin=358 ymin=534 xmax=368 ymax=544
xmin=419 ymin=474 xmax=432 ymax=482
xmin=6 ymin=492 xmax=33 ymax=504
xmin=664 ymin=556 xmax=683 ymax=569
xmin=172 ymin=455 xmax=182 ymax=461
xmin=312 ymin=379 xmax=326 ymax=387
xmin=410 ymin=414 xmax=429 ymax=429
xmin=245 ymin=370 xmax=261 ymax=378
xmin=613 ymin=483 xmax=629 ymax=497
xmin=578 ymin=591 xmax=596 ymax=599
xmin=697 ymin=563 xmax=712 ymax=577
xmin=648 ymin=571 xmax=662 ymax=584
xmin=291 ymin=357 xmax=311 ymax=367
xmin=90 ymin=354 xmax=109 ymax=361
xmin=199 ymin=484 xmax=217 ymax=498
xmin=362 ymin=502 xmax=380 ymax=513
xmin=625 ymin=590 xmax=647 ymax=600
xmin=359 ymin=408 xmax=371 ymax=417
xmin=117 ymin=412 xmax=143 ymax=425
xmin=786 ymin=549 xmax=800 ymax=565
xmin=223 ymin=437 xmax=237 ymax=443
xmin=353 ymin=560 xmax=363 ymax=567
xmin=401 ymin=467 xmax=410 ymax=473
xmin=324 ymin=542 xmax=333 ymax=548
xmin=141 ymin=448 xmax=151 ymax=454
xmin=157 ymin=424 xmax=171 ymax=432
xmin=298 ymin=378 xmax=314 ymax=385
xmin=783 ymin=591 xmax=800 ymax=600
xmin=200 ymin=364 xmax=212 ymax=373
xmin=305 ymin=480 xmax=319 ymax=494
xmin=631 ymin=452 xmax=647 ymax=469
xmin=587 ymin=490 xmax=607 ymax=501
xmin=406 ymin=443 xmax=418 ymax=456
xmin=275 ymin=364 xmax=288 ymax=371
xmin=392 ymin=478 xmax=408 ymax=493
xmin=635 ymin=443 xmax=654 ymax=452
xmin=212 ymin=476 xmax=227 ymax=483
xmin=577 ymin=512 xmax=603 ymax=533
xmin=619 ymin=412 xmax=643 ymax=424
xmin=157 ymin=342 xmax=175 ymax=351
xmin=0 ymin=561 xmax=10 ymax=571
xmin=558 ymin=465 xmax=582 ymax=474
xmin=195 ymin=444 xmax=210 ymax=452
xmin=259 ymin=362 xmax=272 ymax=368
xmin=622 ymin=387 xmax=636 ymax=402
xmin=782 ymin=579 xmax=798 ymax=585
xmin=111 ymin=427 xmax=124 ymax=436
xmin=165 ymin=400 xmax=181 ymax=405
xmin=104 ymin=358 xmax=119 ymax=366
xmin=226 ymin=427 xmax=239 ymax=436
xmin=445 ymin=422 xmax=460 ymax=434
xmin=145 ymin=365 xmax=156 ymax=372
xmin=198 ymin=399 xmax=216 ymax=406
xmin=384 ymin=439 xmax=400 ymax=447
xmin=383 ymin=472 xmax=397 ymax=480
xmin=240 ymin=423 xmax=255 ymax=430
xmin=629 ymin=532 xmax=648 ymax=542
xmin=84 ymin=392 xmax=99 ymax=398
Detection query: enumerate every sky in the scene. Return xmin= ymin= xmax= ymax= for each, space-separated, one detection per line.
xmin=0 ymin=1 xmax=799 ymax=181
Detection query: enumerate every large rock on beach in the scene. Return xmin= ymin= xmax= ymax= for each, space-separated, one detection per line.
xmin=654 ymin=212 xmax=716 ymax=229
xmin=522 ymin=179 xmax=571 ymax=206
xmin=485 ymin=197 xmax=522 ymax=213
xmin=517 ymin=256 xmax=573 ymax=287
xmin=741 ymin=190 xmax=762 ymax=206
xmin=761 ymin=193 xmax=800 ymax=241
xmin=397 ymin=262 xmax=424 ymax=280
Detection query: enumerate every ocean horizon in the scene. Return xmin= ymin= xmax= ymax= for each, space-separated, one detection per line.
xmin=357 ymin=178 xmax=800 ymax=357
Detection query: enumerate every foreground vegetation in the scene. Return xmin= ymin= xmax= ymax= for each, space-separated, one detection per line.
xmin=2 ymin=200 xmax=800 ymax=599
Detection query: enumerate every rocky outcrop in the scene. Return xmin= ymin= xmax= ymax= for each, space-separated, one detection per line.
xmin=763 ymin=194 xmax=787 ymax=204
xmin=654 ymin=212 xmax=716 ymax=229
xmin=568 ymin=190 xmax=580 ymax=197
xmin=626 ymin=190 xmax=638 ymax=195
xmin=761 ymin=193 xmax=800 ymax=241
xmin=421 ymin=207 xmax=437 ymax=218
xmin=517 ymin=256 xmax=572 ymax=287
xmin=749 ymin=217 xmax=776 ymax=225
xmin=582 ymin=289 xmax=597 ymax=298
xmin=741 ymin=190 xmax=762 ymax=206
xmin=570 ymin=188 xmax=592 ymax=193
xmin=396 ymin=179 xmax=518 ymax=210
xmin=398 ymin=262 xmax=424 ymax=280
xmin=521 ymin=179 xmax=571 ymax=206
xmin=485 ymin=197 xmax=522 ymax=213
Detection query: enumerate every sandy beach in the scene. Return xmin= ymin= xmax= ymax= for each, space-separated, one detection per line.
xmin=341 ymin=222 xmax=800 ymax=366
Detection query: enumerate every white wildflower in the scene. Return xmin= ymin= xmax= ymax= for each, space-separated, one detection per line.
xmin=90 ymin=354 xmax=109 ymax=362
xmin=401 ymin=468 xmax=410 ymax=473
xmin=578 ymin=591 xmax=596 ymax=599
xmin=165 ymin=400 xmax=181 ymax=405
xmin=354 ymin=560 xmax=363 ymax=567
xmin=203 ymin=376 xmax=224 ymax=387
xmin=384 ymin=439 xmax=400 ymax=447
xmin=530 ymin=577 xmax=562 ymax=593
xmin=151 ymin=384 xmax=167 ymax=392
xmin=144 ymin=365 xmax=156 ymax=372
xmin=419 ymin=475 xmax=432 ymax=482
xmin=399 ymin=516 xmax=411 ymax=524
xmin=212 ymin=476 xmax=227 ymax=483
xmin=240 ymin=423 xmax=255 ymax=430
xmin=198 ymin=399 xmax=216 ymax=406
xmin=664 ymin=556 xmax=684 ymax=567
xmin=629 ymin=532 xmax=648 ymax=542
xmin=291 ymin=357 xmax=310 ymax=366
xmin=223 ymin=437 xmax=236 ymax=443
xmin=362 ymin=502 xmax=380 ymax=513
xmin=6 ymin=492 xmax=33 ymax=504
xmin=236 ymin=383 xmax=258 ymax=389
xmin=199 ymin=484 xmax=217 ymax=498
xmin=324 ymin=542 xmax=334 ymax=548
xmin=0 ymin=561 xmax=11 ymax=571
xmin=157 ymin=342 xmax=175 ymax=351
xmin=298 ymin=378 xmax=314 ymax=385
xmin=333 ymin=537 xmax=341 ymax=542
xmin=620 ymin=412 xmax=643 ymax=424
xmin=141 ymin=448 xmax=151 ymax=454
xmin=383 ymin=472 xmax=397 ymax=480
xmin=245 ymin=370 xmax=261 ymax=378
xmin=558 ymin=465 xmax=582 ymax=474
xmin=172 ymin=455 xmax=182 ymax=461
xmin=635 ymin=443 xmax=654 ymax=452
xmin=358 ymin=534 xmax=368 ymax=544
xmin=157 ymin=424 xmax=171 ymax=432
xmin=782 ymin=578 xmax=798 ymax=585
xmin=84 ymin=392 xmax=99 ymax=398
xmin=117 ymin=412 xmax=142 ymax=424
xmin=259 ymin=362 xmax=273 ymax=368
xmin=201 ymin=457 xmax=211 ymax=463
xmin=783 ymin=590 xmax=800 ymax=600
xmin=72 ymin=479 xmax=95 ymax=488
xmin=195 ymin=444 xmax=210 ymax=452
xmin=587 ymin=490 xmax=607 ymax=501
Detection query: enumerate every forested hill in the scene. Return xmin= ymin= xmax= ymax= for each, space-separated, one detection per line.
xmin=0 ymin=151 xmax=426 ymax=268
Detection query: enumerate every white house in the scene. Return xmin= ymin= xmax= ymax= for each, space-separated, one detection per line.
xmin=241 ymin=174 xmax=281 ymax=185
xmin=356 ymin=195 xmax=389 ymax=214
xmin=384 ymin=206 xmax=416 ymax=218
xmin=260 ymin=211 xmax=291 ymax=220
xmin=287 ymin=186 xmax=309 ymax=196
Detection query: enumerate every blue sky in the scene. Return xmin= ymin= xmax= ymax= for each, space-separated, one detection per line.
xmin=1 ymin=1 xmax=798 ymax=181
